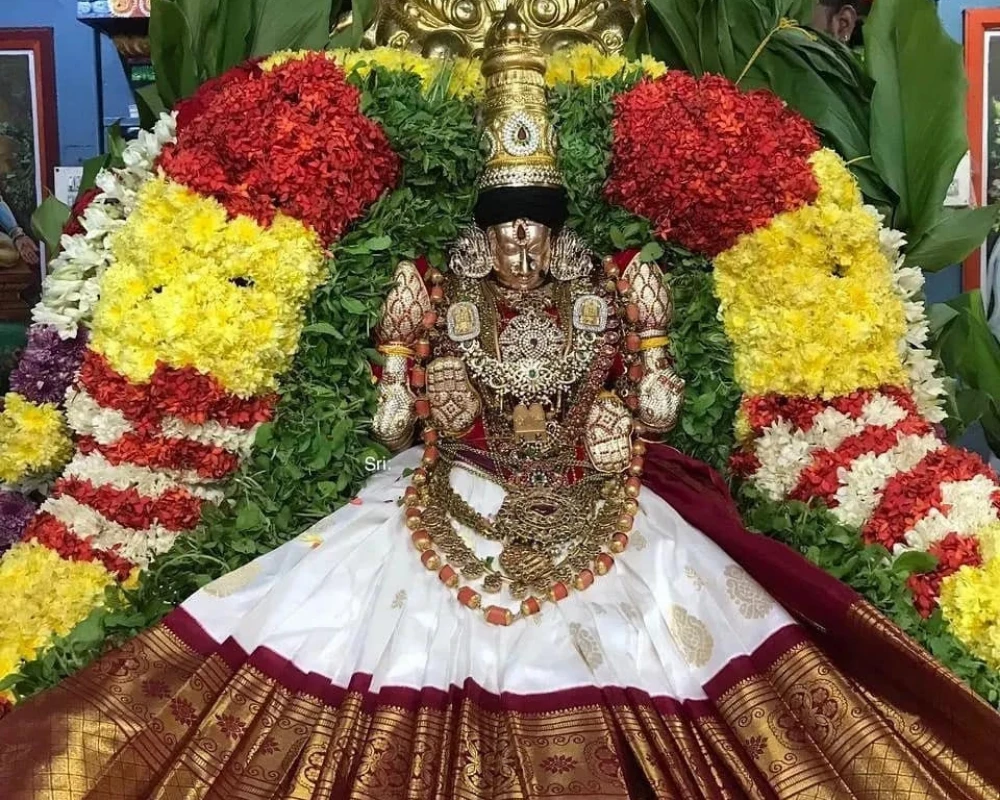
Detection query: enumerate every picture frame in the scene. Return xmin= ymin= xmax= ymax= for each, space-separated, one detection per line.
xmin=0 ymin=27 xmax=58 ymax=323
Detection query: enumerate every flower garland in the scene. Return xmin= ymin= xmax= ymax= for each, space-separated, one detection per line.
xmin=0 ymin=394 xmax=73 ymax=486
xmin=606 ymin=69 xmax=999 ymax=684
xmin=0 ymin=542 xmax=113 ymax=701
xmin=605 ymin=71 xmax=821 ymax=256
xmin=0 ymin=54 xmax=399 ymax=695
xmin=158 ymin=52 xmax=400 ymax=246
xmin=544 ymin=43 xmax=666 ymax=86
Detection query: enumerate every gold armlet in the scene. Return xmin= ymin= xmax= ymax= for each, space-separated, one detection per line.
xmin=638 ymin=336 xmax=669 ymax=351
xmin=378 ymin=343 xmax=414 ymax=358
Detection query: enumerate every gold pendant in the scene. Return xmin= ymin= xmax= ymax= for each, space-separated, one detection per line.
xmin=512 ymin=403 xmax=547 ymax=444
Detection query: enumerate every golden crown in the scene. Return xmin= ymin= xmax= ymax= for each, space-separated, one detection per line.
xmin=477 ymin=5 xmax=561 ymax=190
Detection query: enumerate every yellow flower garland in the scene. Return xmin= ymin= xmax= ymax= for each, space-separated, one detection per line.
xmin=0 ymin=393 xmax=73 ymax=484
xmin=545 ymin=43 xmax=666 ymax=86
xmin=713 ymin=149 xmax=908 ymax=398
xmin=262 ymin=48 xmax=485 ymax=99
xmin=90 ymin=178 xmax=325 ymax=397
xmin=940 ymin=558 xmax=1000 ymax=669
xmin=0 ymin=543 xmax=114 ymax=696
xmin=938 ymin=522 xmax=1000 ymax=668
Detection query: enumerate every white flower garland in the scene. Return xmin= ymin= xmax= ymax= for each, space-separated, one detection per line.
xmin=31 ymin=114 xmax=176 ymax=339
xmin=870 ymin=209 xmax=948 ymax=423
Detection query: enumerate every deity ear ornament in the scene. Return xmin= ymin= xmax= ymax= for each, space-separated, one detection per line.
xmin=448 ymin=225 xmax=492 ymax=278
xmin=550 ymin=228 xmax=596 ymax=281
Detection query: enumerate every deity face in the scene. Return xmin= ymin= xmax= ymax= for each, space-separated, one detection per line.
xmin=486 ymin=219 xmax=552 ymax=291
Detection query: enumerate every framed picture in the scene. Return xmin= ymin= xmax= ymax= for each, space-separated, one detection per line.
xmin=0 ymin=28 xmax=58 ymax=323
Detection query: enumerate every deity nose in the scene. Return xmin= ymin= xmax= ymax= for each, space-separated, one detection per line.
xmin=516 ymin=247 xmax=531 ymax=275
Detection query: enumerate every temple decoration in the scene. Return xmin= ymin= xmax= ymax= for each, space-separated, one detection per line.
xmin=333 ymin=0 xmax=643 ymax=57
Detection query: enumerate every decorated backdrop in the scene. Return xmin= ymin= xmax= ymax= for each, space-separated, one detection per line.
xmin=0 ymin=0 xmax=999 ymax=714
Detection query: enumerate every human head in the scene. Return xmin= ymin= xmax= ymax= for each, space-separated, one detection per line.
xmin=811 ymin=0 xmax=868 ymax=45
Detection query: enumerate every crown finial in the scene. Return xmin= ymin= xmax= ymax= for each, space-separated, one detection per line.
xmin=477 ymin=4 xmax=562 ymax=190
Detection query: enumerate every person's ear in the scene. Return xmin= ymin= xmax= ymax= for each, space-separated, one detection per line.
xmin=835 ymin=5 xmax=858 ymax=43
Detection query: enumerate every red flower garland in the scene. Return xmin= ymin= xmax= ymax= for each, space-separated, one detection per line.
xmin=863 ymin=447 xmax=998 ymax=549
xmin=55 ymin=477 xmax=203 ymax=532
xmin=78 ymin=350 xmax=275 ymax=433
xmin=605 ymin=72 xmax=821 ymax=256
xmin=23 ymin=513 xmax=134 ymax=580
xmin=159 ymin=53 xmax=400 ymax=245
xmin=77 ymin=434 xmax=240 ymax=481
xmin=791 ymin=415 xmax=934 ymax=504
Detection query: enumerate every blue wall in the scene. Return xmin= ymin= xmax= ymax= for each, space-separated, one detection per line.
xmin=0 ymin=0 xmax=133 ymax=166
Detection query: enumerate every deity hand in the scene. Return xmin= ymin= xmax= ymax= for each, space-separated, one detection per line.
xmin=14 ymin=233 xmax=39 ymax=266
xmin=373 ymin=349 xmax=417 ymax=452
xmin=636 ymin=357 xmax=685 ymax=434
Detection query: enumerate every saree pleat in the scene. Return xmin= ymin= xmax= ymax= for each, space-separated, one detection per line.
xmin=1 ymin=615 xmax=997 ymax=800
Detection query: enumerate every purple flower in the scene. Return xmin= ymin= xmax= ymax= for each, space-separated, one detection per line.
xmin=0 ymin=491 xmax=36 ymax=554
xmin=9 ymin=325 xmax=88 ymax=406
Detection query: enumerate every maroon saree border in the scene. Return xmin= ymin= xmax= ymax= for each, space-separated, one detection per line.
xmin=163 ymin=605 xmax=808 ymax=717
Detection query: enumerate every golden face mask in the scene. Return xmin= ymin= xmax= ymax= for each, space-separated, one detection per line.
xmin=486 ymin=218 xmax=552 ymax=291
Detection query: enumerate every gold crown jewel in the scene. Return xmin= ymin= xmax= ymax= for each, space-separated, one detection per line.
xmin=478 ymin=5 xmax=562 ymax=190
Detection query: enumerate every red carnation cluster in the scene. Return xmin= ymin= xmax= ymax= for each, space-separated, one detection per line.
xmin=907 ymin=533 xmax=983 ymax=618
xmin=863 ymin=448 xmax=998 ymax=550
xmin=605 ymin=72 xmax=821 ymax=256
xmin=78 ymin=351 xmax=275 ymax=434
xmin=159 ymin=53 xmax=400 ymax=244
xmin=23 ymin=513 xmax=134 ymax=580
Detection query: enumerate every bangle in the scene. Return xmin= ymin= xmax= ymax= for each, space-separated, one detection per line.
xmin=378 ymin=343 xmax=414 ymax=358
xmin=10 ymin=227 xmax=25 ymax=241
xmin=638 ymin=336 xmax=669 ymax=351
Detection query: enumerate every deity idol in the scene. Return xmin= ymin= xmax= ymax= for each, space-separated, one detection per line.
xmin=2 ymin=8 xmax=999 ymax=800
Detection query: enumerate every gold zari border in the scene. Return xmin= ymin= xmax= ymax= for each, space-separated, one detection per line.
xmin=0 ymin=619 xmax=997 ymax=800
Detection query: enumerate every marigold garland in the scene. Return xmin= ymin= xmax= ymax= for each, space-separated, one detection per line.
xmin=940 ymin=558 xmax=1000 ymax=669
xmin=90 ymin=178 xmax=325 ymax=396
xmin=0 ymin=542 xmax=114 ymax=698
xmin=714 ymin=150 xmax=908 ymax=399
xmin=159 ymin=52 xmax=401 ymax=245
xmin=0 ymin=394 xmax=73 ymax=485
xmin=544 ymin=44 xmax=665 ymax=86
xmin=605 ymin=71 xmax=821 ymax=256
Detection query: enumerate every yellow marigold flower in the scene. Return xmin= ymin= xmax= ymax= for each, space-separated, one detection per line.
xmin=0 ymin=543 xmax=114 ymax=686
xmin=975 ymin=521 xmax=1000 ymax=562
xmin=0 ymin=393 xmax=73 ymax=484
xmin=713 ymin=149 xmax=907 ymax=398
xmin=260 ymin=49 xmax=335 ymax=71
xmin=90 ymin=178 xmax=326 ymax=397
xmin=940 ymin=560 xmax=1000 ymax=669
xmin=330 ymin=47 xmax=485 ymax=99
xmin=545 ymin=43 xmax=665 ymax=86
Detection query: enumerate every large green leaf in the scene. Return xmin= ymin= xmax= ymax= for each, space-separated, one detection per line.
xmin=79 ymin=154 xmax=110 ymax=195
xmin=30 ymin=196 xmax=70 ymax=252
xmin=642 ymin=0 xmax=704 ymax=73
xmin=134 ymin=83 xmax=168 ymax=129
xmin=149 ymin=0 xmax=200 ymax=106
xmin=907 ymin=206 xmax=1000 ymax=272
xmin=865 ymin=0 xmax=969 ymax=240
xmin=932 ymin=290 xmax=1000 ymax=452
xmin=248 ymin=0 xmax=337 ymax=56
